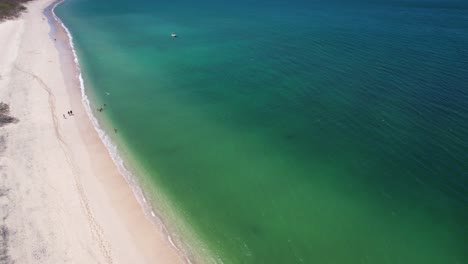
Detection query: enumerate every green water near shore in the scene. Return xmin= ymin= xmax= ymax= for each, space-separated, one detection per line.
xmin=56 ymin=0 xmax=468 ymax=262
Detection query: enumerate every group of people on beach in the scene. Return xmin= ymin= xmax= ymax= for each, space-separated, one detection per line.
xmin=63 ymin=110 xmax=73 ymax=119
xmin=62 ymin=105 xmax=118 ymax=133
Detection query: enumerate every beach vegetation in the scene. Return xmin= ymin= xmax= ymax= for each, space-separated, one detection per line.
xmin=0 ymin=0 xmax=30 ymax=20
xmin=0 ymin=102 xmax=18 ymax=126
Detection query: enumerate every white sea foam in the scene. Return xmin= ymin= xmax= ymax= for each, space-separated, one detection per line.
xmin=50 ymin=1 xmax=193 ymax=262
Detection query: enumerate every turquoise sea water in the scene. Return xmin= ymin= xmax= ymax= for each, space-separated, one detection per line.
xmin=55 ymin=0 xmax=468 ymax=263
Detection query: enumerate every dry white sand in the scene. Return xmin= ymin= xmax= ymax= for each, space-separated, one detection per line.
xmin=0 ymin=0 xmax=184 ymax=263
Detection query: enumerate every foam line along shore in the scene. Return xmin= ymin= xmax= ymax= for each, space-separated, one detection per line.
xmin=0 ymin=0 xmax=185 ymax=262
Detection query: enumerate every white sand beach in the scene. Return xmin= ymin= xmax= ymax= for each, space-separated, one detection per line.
xmin=0 ymin=0 xmax=183 ymax=263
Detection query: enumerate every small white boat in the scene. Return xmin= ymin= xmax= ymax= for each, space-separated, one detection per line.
xmin=171 ymin=33 xmax=177 ymax=37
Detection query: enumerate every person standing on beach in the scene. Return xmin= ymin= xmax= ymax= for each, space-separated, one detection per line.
xmin=63 ymin=114 xmax=66 ymax=119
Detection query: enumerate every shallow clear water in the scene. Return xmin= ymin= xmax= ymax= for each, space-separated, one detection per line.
xmin=56 ymin=0 xmax=468 ymax=263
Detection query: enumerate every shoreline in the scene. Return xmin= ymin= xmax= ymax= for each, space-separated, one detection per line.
xmin=47 ymin=0 xmax=199 ymax=262
xmin=0 ymin=0 xmax=187 ymax=262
